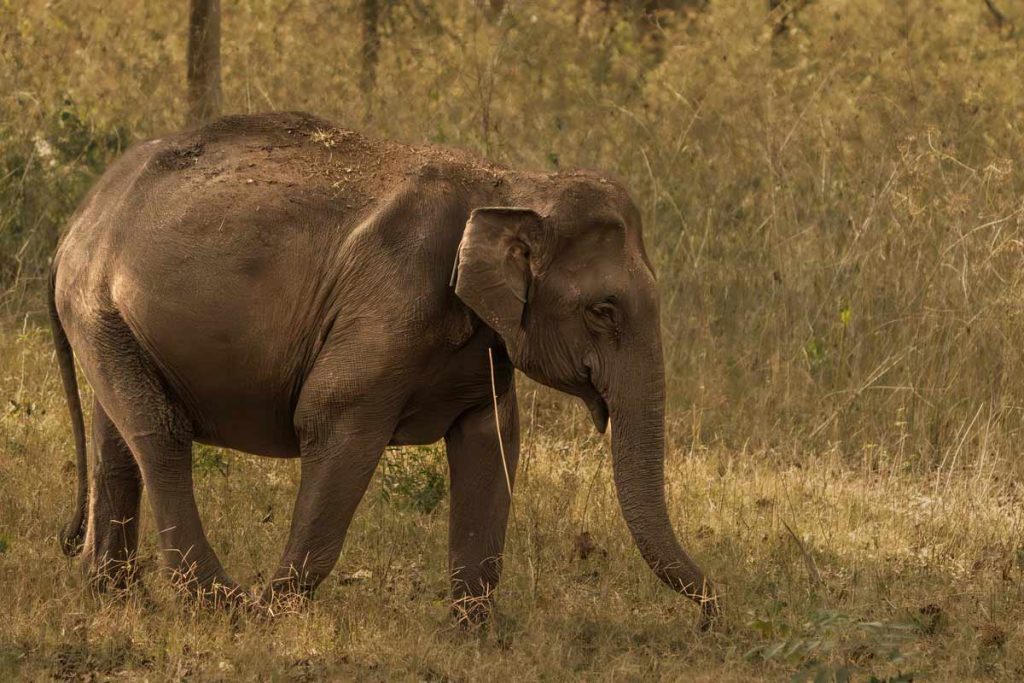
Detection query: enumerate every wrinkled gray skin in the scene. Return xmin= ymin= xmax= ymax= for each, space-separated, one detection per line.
xmin=50 ymin=112 xmax=717 ymax=624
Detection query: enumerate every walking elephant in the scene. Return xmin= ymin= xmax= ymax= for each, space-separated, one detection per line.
xmin=49 ymin=112 xmax=717 ymax=624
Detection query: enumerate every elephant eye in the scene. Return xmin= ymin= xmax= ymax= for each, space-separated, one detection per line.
xmin=585 ymin=298 xmax=619 ymax=334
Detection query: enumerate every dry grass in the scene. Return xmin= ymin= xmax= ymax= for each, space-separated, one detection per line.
xmin=5 ymin=322 xmax=1024 ymax=680
xmin=4 ymin=0 xmax=1024 ymax=679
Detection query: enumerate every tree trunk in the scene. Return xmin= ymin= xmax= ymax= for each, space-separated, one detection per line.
xmin=360 ymin=0 xmax=381 ymax=94
xmin=983 ymin=0 xmax=1015 ymax=36
xmin=476 ymin=0 xmax=506 ymax=22
xmin=769 ymin=0 xmax=811 ymax=39
xmin=768 ymin=0 xmax=787 ymax=38
xmin=187 ymin=0 xmax=222 ymax=127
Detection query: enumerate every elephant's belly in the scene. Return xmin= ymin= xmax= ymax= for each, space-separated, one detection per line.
xmin=389 ymin=403 xmax=462 ymax=446
xmin=142 ymin=347 xmax=302 ymax=457
xmin=388 ymin=331 xmax=512 ymax=446
xmin=193 ymin=407 xmax=301 ymax=458
xmin=389 ymin=384 xmax=494 ymax=446
xmin=111 ymin=270 xmax=308 ymax=458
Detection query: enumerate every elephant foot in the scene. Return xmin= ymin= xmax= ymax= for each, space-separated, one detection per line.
xmin=86 ymin=574 xmax=157 ymax=611
xmin=182 ymin=580 xmax=251 ymax=612
xmin=165 ymin=562 xmax=247 ymax=611
xmin=86 ymin=559 xmax=142 ymax=593
xmin=257 ymin=573 xmax=317 ymax=617
xmin=84 ymin=571 xmax=143 ymax=603
xmin=79 ymin=544 xmax=143 ymax=593
xmin=450 ymin=593 xmax=495 ymax=629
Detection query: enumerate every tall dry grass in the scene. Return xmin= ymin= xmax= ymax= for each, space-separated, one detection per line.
xmin=4 ymin=0 xmax=1024 ymax=461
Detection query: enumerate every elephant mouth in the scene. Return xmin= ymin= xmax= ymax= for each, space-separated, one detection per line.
xmin=580 ymin=367 xmax=609 ymax=434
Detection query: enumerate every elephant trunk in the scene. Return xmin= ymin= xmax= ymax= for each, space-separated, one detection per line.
xmin=605 ymin=350 xmax=718 ymax=622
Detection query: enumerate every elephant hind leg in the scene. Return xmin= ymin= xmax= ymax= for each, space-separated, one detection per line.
xmin=82 ymin=396 xmax=143 ymax=590
xmin=71 ymin=305 xmax=239 ymax=604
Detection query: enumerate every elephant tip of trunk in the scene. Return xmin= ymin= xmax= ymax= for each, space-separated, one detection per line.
xmin=662 ymin=570 xmax=720 ymax=628
xmin=59 ymin=515 xmax=86 ymax=557
xmin=696 ymin=592 xmax=721 ymax=631
xmin=697 ymin=610 xmax=718 ymax=632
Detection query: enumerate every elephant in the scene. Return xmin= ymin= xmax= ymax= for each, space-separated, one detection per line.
xmin=49 ymin=111 xmax=717 ymax=624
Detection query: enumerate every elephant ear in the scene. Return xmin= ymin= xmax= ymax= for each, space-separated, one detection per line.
xmin=453 ymin=207 xmax=542 ymax=344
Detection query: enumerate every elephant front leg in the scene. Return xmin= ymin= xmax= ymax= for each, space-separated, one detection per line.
xmin=265 ymin=410 xmax=392 ymax=603
xmin=444 ymin=381 xmax=520 ymax=625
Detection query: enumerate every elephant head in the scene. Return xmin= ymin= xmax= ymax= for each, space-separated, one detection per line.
xmin=453 ymin=173 xmax=718 ymax=620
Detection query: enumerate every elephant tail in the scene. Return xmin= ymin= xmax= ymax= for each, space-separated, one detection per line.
xmin=49 ymin=260 xmax=88 ymax=557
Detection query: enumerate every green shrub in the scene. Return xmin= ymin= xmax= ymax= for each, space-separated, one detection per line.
xmin=192 ymin=444 xmax=230 ymax=477
xmin=380 ymin=446 xmax=447 ymax=515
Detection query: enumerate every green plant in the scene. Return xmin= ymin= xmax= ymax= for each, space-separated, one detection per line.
xmin=747 ymin=609 xmax=919 ymax=682
xmin=380 ymin=446 xmax=446 ymax=515
xmin=192 ymin=444 xmax=230 ymax=477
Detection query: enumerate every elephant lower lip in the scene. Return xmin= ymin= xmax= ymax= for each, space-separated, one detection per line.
xmin=584 ymin=393 xmax=609 ymax=434
xmin=580 ymin=365 xmax=609 ymax=433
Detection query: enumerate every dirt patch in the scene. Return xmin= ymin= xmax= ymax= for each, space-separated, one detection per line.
xmin=153 ymin=140 xmax=204 ymax=171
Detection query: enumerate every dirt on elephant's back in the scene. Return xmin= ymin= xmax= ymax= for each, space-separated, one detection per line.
xmin=149 ymin=111 xmax=512 ymax=212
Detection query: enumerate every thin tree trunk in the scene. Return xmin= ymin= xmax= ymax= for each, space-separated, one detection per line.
xmin=983 ymin=0 xmax=1015 ymax=35
xmin=187 ymin=0 xmax=222 ymax=126
xmin=477 ymin=0 xmax=506 ymax=22
xmin=984 ymin=0 xmax=1008 ymax=26
xmin=769 ymin=0 xmax=787 ymax=38
xmin=360 ymin=0 xmax=381 ymax=94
